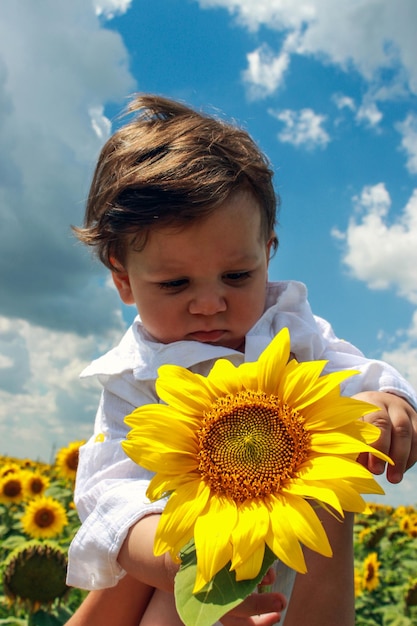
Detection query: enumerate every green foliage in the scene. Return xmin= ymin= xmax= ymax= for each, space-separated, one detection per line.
xmin=175 ymin=541 xmax=277 ymax=626
xmin=0 ymin=451 xmax=86 ymax=625
xmin=354 ymin=503 xmax=417 ymax=625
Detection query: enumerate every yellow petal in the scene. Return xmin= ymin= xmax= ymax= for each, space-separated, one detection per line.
xmin=280 ymin=359 xmax=328 ymax=406
xmin=266 ymin=496 xmax=307 ymax=573
xmin=337 ymin=476 xmax=385 ymax=498
xmin=284 ymin=481 xmax=344 ymax=516
xmin=302 ymin=393 xmax=378 ymax=430
xmin=257 ymin=328 xmax=291 ymax=395
xmin=122 ymin=439 xmax=198 ymax=475
xmin=125 ymin=414 xmax=198 ymax=453
xmin=206 ymin=359 xmax=244 ymax=396
xmin=298 ymin=455 xmax=374 ymax=481
xmin=147 ymin=471 xmax=202 ymax=501
xmin=324 ymin=480 xmax=371 ymax=513
xmin=291 ymin=369 xmax=360 ymax=413
xmin=234 ymin=544 xmax=265 ymax=582
xmin=235 ymin=361 xmax=262 ymax=392
xmin=146 ymin=473 xmax=174 ymax=500
xmin=154 ymin=480 xmax=210 ymax=556
xmin=230 ymin=500 xmax=269 ymax=571
xmin=193 ymin=496 xmax=237 ymax=591
xmin=125 ymin=404 xmax=199 ymax=429
xmin=309 ymin=431 xmax=392 ymax=464
xmin=156 ymin=365 xmax=216 ymax=414
xmin=275 ymin=492 xmax=332 ymax=557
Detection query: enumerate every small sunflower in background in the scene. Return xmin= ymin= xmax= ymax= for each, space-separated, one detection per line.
xmin=399 ymin=512 xmax=417 ymax=538
xmin=3 ymin=540 xmax=69 ymax=612
xmin=354 ymin=567 xmax=363 ymax=598
xmin=362 ymin=552 xmax=381 ymax=592
xmin=20 ymin=496 xmax=68 ymax=539
xmin=55 ymin=440 xmax=85 ymax=481
xmin=0 ymin=461 xmax=21 ymax=478
xmin=23 ymin=470 xmax=50 ymax=499
xmin=0 ymin=471 xmax=26 ymax=505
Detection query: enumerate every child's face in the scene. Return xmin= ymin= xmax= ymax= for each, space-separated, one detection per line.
xmin=112 ymin=190 xmax=272 ymax=351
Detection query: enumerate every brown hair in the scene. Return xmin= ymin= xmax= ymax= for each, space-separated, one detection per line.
xmin=74 ymin=94 xmax=279 ymax=270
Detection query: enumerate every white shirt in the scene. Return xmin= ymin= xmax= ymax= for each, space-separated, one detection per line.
xmin=67 ymin=281 xmax=417 ymax=590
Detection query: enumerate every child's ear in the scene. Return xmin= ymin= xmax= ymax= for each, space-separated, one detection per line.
xmin=112 ymin=270 xmax=135 ymax=305
xmin=266 ymin=235 xmax=275 ymax=266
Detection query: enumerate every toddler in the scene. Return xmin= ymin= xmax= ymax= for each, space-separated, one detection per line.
xmin=66 ymin=94 xmax=417 ymax=626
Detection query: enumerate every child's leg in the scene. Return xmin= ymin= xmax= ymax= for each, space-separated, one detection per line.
xmin=139 ymin=589 xmax=184 ymax=626
xmin=66 ymin=575 xmax=154 ymax=626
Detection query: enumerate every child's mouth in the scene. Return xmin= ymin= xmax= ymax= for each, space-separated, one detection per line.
xmin=188 ymin=330 xmax=225 ymax=343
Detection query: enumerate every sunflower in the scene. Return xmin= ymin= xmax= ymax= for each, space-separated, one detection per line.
xmin=362 ymin=552 xmax=380 ymax=592
xmin=24 ymin=470 xmax=50 ymax=498
xmin=358 ymin=521 xmax=387 ymax=548
xmin=399 ymin=513 xmax=417 ymax=538
xmin=0 ymin=471 xmax=26 ymax=504
xmin=123 ymin=327 xmax=391 ymax=592
xmin=354 ymin=567 xmax=363 ymax=597
xmin=1 ymin=461 xmax=21 ymax=478
xmin=55 ymin=440 xmax=85 ymax=480
xmin=3 ymin=540 xmax=68 ymax=610
xmin=21 ymin=496 xmax=68 ymax=539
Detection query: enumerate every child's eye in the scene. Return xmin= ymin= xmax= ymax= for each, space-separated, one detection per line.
xmin=223 ymin=272 xmax=251 ymax=283
xmin=158 ymin=278 xmax=189 ymax=291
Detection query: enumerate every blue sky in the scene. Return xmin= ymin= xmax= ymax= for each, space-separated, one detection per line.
xmin=0 ymin=0 xmax=416 ymax=505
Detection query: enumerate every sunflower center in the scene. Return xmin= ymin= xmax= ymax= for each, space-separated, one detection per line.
xmin=197 ymin=390 xmax=310 ymax=502
xmin=365 ymin=564 xmax=375 ymax=583
xmin=34 ymin=508 xmax=55 ymax=528
xmin=4 ymin=479 xmax=23 ymax=498
xmin=65 ymin=450 xmax=79 ymax=472
xmin=30 ymin=478 xmax=44 ymax=494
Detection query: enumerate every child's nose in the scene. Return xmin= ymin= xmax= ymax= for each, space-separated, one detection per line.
xmin=188 ymin=286 xmax=227 ymax=315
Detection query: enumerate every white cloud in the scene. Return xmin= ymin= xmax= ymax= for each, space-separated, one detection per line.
xmin=196 ymin=0 xmax=417 ymax=99
xmin=242 ymin=44 xmax=290 ymax=100
xmin=332 ymin=183 xmax=417 ymax=504
xmin=333 ymin=93 xmax=356 ymax=112
xmin=0 ymin=315 xmax=123 ymax=462
xmin=0 ymin=0 xmax=136 ymax=334
xmin=356 ymin=101 xmax=383 ymax=128
xmin=197 ymin=0 xmax=315 ymax=33
xmin=269 ymin=107 xmax=330 ymax=150
xmin=0 ymin=1 xmax=136 ymax=461
xmin=89 ymin=105 xmax=112 ymax=141
xmin=94 ymin=0 xmax=133 ymax=19
xmin=397 ymin=113 xmax=417 ymax=175
xmin=332 ymin=184 xmax=417 ymax=303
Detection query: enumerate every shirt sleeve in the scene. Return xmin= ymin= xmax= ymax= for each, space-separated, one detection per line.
xmin=66 ymin=381 xmax=166 ymax=590
xmin=314 ymin=315 xmax=417 ymax=409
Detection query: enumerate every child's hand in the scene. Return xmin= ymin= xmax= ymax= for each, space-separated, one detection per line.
xmin=220 ymin=568 xmax=286 ymax=626
xmin=354 ymin=391 xmax=417 ymax=483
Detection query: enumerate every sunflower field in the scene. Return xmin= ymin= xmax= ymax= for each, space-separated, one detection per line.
xmin=1 ymin=442 xmax=417 ymax=626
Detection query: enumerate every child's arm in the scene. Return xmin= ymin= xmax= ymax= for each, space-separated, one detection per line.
xmin=65 ymin=574 xmax=154 ymax=626
xmin=118 ymin=514 xmax=286 ymax=625
xmin=353 ymin=391 xmax=417 ymax=482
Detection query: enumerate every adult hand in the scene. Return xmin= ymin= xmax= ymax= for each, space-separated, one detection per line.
xmin=220 ymin=568 xmax=286 ymax=626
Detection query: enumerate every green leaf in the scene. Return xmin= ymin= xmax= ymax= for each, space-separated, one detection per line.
xmin=0 ymin=534 xmax=27 ymax=551
xmin=174 ymin=541 xmax=276 ymax=626
xmin=30 ymin=611 xmax=63 ymax=626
